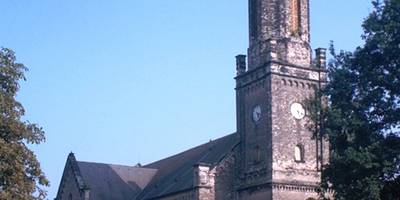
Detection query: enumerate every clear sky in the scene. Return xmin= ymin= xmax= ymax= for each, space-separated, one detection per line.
xmin=1 ymin=0 xmax=372 ymax=198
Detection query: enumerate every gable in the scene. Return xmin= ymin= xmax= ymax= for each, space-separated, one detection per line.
xmin=55 ymin=153 xmax=89 ymax=200
xmin=56 ymin=153 xmax=157 ymax=200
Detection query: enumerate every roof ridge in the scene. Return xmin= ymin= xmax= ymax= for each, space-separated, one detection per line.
xmin=144 ymin=132 xmax=236 ymax=167
xmin=77 ymin=160 xmax=152 ymax=169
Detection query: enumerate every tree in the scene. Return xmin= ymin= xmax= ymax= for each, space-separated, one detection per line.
xmin=308 ymin=0 xmax=400 ymax=199
xmin=0 ymin=48 xmax=49 ymax=199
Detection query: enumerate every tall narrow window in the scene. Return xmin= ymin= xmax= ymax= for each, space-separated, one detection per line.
xmin=253 ymin=146 xmax=261 ymax=164
xmin=295 ymin=144 xmax=304 ymax=162
xmin=291 ymin=0 xmax=301 ymax=34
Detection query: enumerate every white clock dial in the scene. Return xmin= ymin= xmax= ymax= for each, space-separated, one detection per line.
xmin=252 ymin=105 xmax=262 ymax=122
xmin=290 ymin=103 xmax=305 ymax=119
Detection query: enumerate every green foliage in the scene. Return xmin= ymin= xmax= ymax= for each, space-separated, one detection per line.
xmin=0 ymin=48 xmax=48 ymax=199
xmin=307 ymin=0 xmax=400 ymax=199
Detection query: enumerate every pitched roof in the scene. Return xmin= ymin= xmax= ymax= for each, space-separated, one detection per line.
xmin=55 ymin=153 xmax=89 ymax=199
xmin=57 ymin=133 xmax=239 ymax=200
xmin=136 ymin=133 xmax=240 ymax=200
xmin=76 ymin=161 xmax=157 ymax=200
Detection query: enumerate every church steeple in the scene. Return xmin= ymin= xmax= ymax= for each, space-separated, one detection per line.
xmin=247 ymin=0 xmax=311 ymax=69
xmin=235 ymin=0 xmax=328 ymax=199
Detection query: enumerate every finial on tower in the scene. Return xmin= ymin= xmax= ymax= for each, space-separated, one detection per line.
xmin=315 ymin=48 xmax=327 ymax=69
xmin=236 ymin=55 xmax=247 ymax=75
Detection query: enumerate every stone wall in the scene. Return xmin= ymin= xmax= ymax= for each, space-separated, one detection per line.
xmin=269 ymin=61 xmax=327 ymax=199
xmin=235 ymin=64 xmax=273 ymax=189
xmin=235 ymin=37 xmax=328 ymax=200
xmin=55 ymin=162 xmax=89 ymax=200
xmin=272 ymin=185 xmax=318 ymax=200
xmin=155 ymin=190 xmax=196 ymax=200
xmin=214 ymin=148 xmax=237 ymax=200
xmin=194 ymin=164 xmax=215 ymax=200
xmin=238 ymin=187 xmax=272 ymax=200
xmin=270 ymin=70 xmax=321 ymax=184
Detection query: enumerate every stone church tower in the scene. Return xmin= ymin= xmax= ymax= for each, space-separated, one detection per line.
xmin=235 ymin=0 xmax=328 ymax=199
xmin=55 ymin=0 xmax=329 ymax=200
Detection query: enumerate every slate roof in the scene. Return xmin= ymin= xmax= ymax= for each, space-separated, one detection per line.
xmin=58 ymin=133 xmax=239 ymax=200
xmin=136 ymin=133 xmax=240 ymax=200
xmin=76 ymin=162 xmax=157 ymax=200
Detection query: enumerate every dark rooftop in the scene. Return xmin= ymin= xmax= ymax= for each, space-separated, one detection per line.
xmin=63 ymin=133 xmax=239 ymax=200
xmin=136 ymin=133 xmax=239 ymax=200
xmin=76 ymin=162 xmax=157 ymax=200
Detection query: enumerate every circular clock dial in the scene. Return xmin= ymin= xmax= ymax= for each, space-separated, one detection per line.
xmin=252 ymin=105 xmax=262 ymax=122
xmin=290 ymin=103 xmax=305 ymax=119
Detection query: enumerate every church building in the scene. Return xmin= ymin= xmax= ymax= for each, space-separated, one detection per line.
xmin=55 ymin=0 xmax=330 ymax=199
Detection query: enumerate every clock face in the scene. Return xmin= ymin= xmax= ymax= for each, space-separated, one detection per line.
xmin=290 ymin=103 xmax=305 ymax=119
xmin=252 ymin=105 xmax=262 ymax=122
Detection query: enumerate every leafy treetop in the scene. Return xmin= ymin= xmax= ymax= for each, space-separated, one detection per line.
xmin=0 ymin=48 xmax=49 ymax=200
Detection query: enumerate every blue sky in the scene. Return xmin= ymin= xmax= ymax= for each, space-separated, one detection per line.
xmin=1 ymin=0 xmax=372 ymax=198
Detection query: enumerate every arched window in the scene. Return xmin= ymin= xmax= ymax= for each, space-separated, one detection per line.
xmin=295 ymin=144 xmax=304 ymax=162
xmin=291 ymin=0 xmax=301 ymax=34
xmin=68 ymin=194 xmax=73 ymax=200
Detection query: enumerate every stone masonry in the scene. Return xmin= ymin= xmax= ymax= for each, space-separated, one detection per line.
xmin=235 ymin=0 xmax=328 ymax=199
